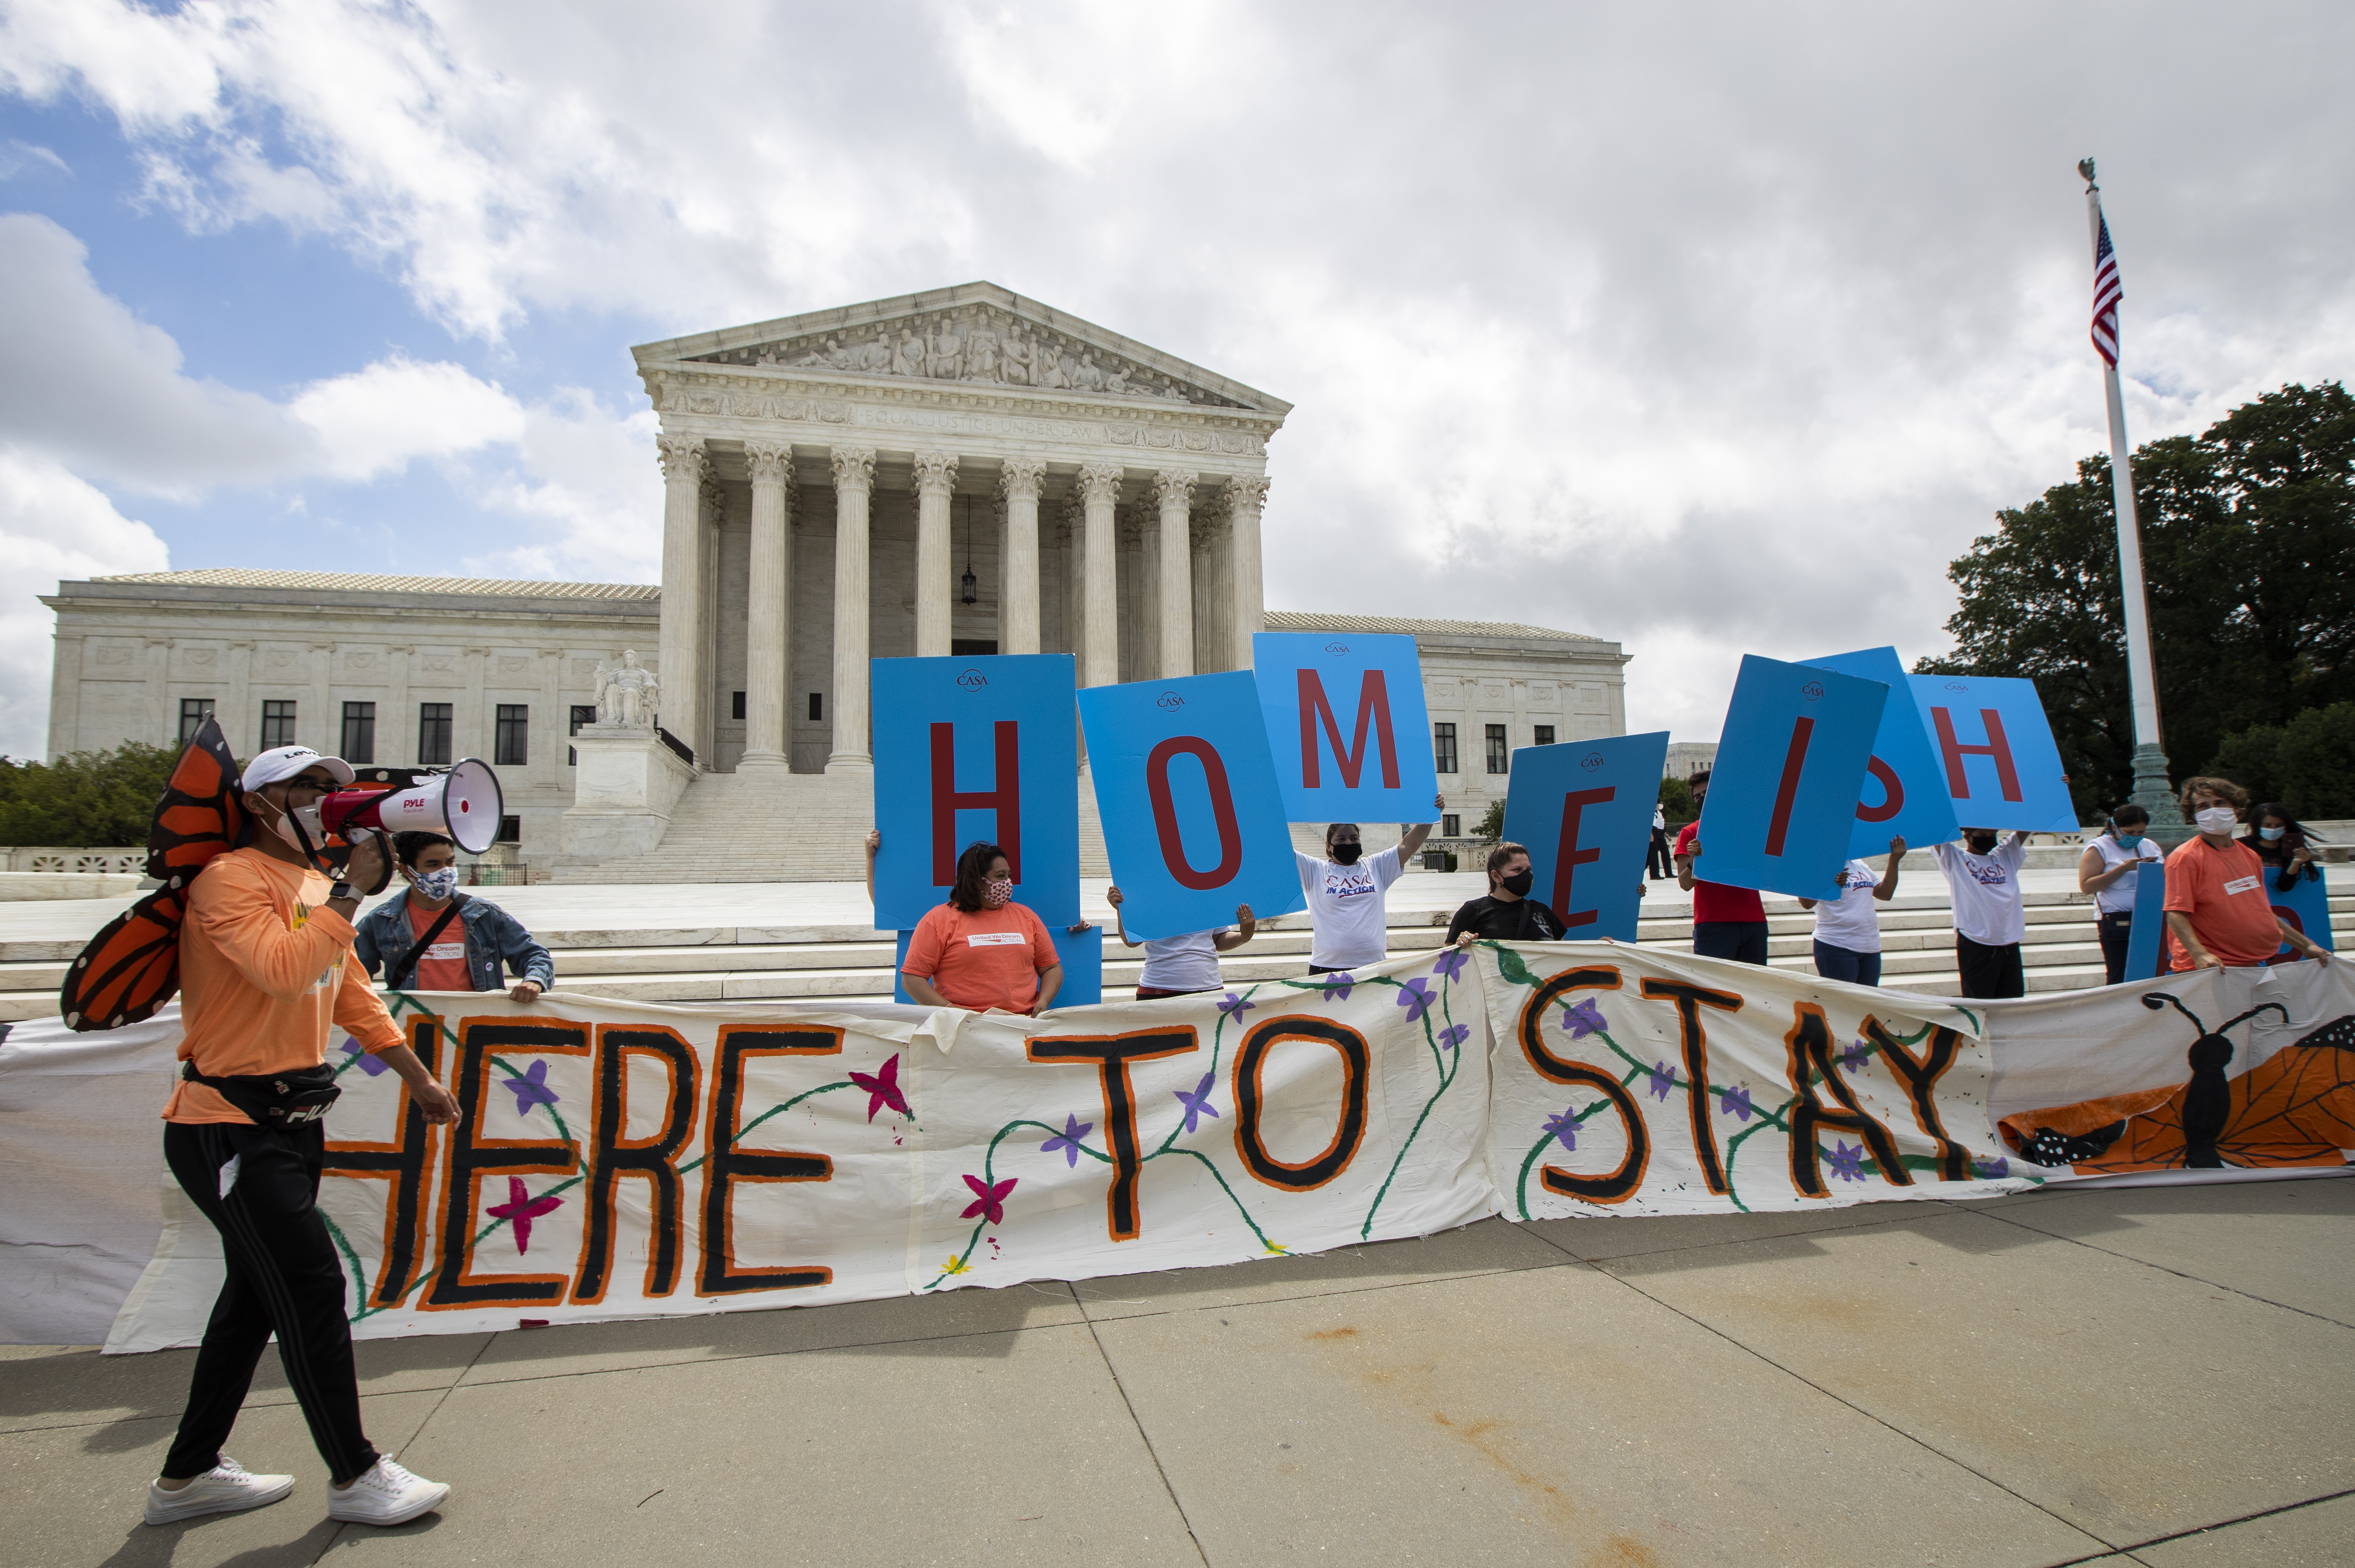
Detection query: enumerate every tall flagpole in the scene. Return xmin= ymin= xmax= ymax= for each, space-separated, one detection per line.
xmin=2077 ymin=158 xmax=2184 ymax=829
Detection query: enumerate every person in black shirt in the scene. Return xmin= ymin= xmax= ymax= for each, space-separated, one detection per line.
xmin=1447 ymin=842 xmax=1568 ymax=946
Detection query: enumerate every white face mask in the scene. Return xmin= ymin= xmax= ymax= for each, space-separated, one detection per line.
xmin=411 ymin=867 xmax=460 ymax=901
xmin=258 ymin=795 xmax=327 ymax=858
xmin=2194 ymin=805 xmax=2239 ymax=836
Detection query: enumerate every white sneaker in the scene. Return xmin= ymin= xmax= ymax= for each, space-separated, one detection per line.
xmin=144 ymin=1455 xmax=295 ymax=1525
xmin=326 ymin=1456 xmax=450 ymax=1527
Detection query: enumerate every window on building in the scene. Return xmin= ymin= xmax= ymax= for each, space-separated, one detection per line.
xmin=418 ymin=703 xmax=453 ymax=766
xmin=731 ymin=691 xmax=746 ymax=720
xmin=497 ymin=814 xmax=521 ymax=844
xmin=178 ymin=698 xmax=214 ymax=746
xmin=495 ymin=704 xmax=529 ymax=767
xmin=568 ymin=704 xmax=595 ymax=766
xmin=340 ymin=701 xmax=376 ymax=765
xmin=260 ymin=700 xmax=296 ymax=750
xmin=808 ymin=692 xmax=824 ymax=722
xmin=1441 ymin=813 xmax=1460 ymax=839
xmin=1534 ymin=725 xmax=1555 ymax=747
xmin=1432 ymin=722 xmax=1457 ymax=774
xmin=1485 ymin=724 xmax=1509 ymax=774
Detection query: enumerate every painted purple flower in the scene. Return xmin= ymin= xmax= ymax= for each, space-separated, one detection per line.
xmin=1432 ymin=949 xmax=1470 ymax=983
xmin=1718 ymin=1084 xmax=1752 ymax=1121
xmin=961 ymin=1173 xmax=1017 ymax=1225
xmin=502 ymin=1058 xmax=559 ymax=1115
xmin=1173 ymin=1072 xmax=1220 ymax=1134
xmin=1840 ymin=1038 xmax=1870 ymax=1074
xmin=1972 ymin=1155 xmax=2010 ymax=1180
xmin=1217 ymin=991 xmax=1255 ymax=1022
xmin=1317 ymin=972 xmax=1356 ymax=1001
xmin=1561 ymin=999 xmax=1607 ymax=1039
xmin=1647 ymin=1061 xmax=1674 ymax=1101
xmin=1541 ymin=1107 xmax=1579 ymax=1152
xmin=1040 ymin=1113 xmax=1095 ymax=1169
xmin=1436 ymin=1023 xmax=1470 ymax=1052
xmin=340 ymin=1036 xmax=389 ymax=1077
xmin=1396 ymin=977 xmax=1436 ymax=1024
xmin=1827 ymin=1141 xmax=1866 ymax=1182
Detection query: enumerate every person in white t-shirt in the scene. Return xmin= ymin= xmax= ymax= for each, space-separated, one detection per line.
xmin=1797 ymin=835 xmax=1905 ymax=987
xmin=2077 ymin=805 xmax=2164 ymax=985
xmin=1105 ymin=885 xmax=1256 ymax=1000
xmin=1295 ymin=794 xmax=1445 ymax=975
xmin=1932 ymin=829 xmax=2030 ymax=999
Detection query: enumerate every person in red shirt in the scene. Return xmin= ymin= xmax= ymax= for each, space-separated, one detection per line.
xmin=899 ymin=840 xmax=1067 ymax=1014
xmin=146 ymin=746 xmax=457 ymax=1532
xmin=1673 ymin=821 xmax=1770 ymax=965
xmin=2164 ymin=776 xmax=2332 ymax=972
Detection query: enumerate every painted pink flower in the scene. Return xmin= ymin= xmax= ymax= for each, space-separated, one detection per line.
xmin=485 ymin=1176 xmax=563 ymax=1254
xmin=961 ymin=1173 xmax=1017 ymax=1225
xmin=850 ymin=1054 xmax=909 ymax=1122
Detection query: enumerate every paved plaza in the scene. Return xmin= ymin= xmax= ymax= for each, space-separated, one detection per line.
xmin=5 ymin=1175 xmax=2351 ymax=1567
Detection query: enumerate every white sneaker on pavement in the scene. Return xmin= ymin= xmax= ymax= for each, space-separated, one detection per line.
xmin=143 ymin=1456 xmax=296 ymax=1525
xmin=326 ymin=1456 xmax=450 ymax=1527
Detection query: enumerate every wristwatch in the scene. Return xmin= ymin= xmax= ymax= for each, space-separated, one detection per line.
xmin=330 ymin=880 xmax=357 ymax=901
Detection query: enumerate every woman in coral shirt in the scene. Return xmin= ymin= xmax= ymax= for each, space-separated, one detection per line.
xmin=899 ymin=841 xmax=1066 ymax=1014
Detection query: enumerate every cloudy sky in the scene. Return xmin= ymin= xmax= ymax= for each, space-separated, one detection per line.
xmin=2 ymin=1 xmax=2350 ymax=760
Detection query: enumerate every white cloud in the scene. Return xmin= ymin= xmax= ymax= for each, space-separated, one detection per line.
xmin=287 ymin=356 xmax=526 ymax=482
xmin=5 ymin=1 xmax=2354 ymax=744
xmin=0 ymin=451 xmax=170 ymax=757
xmin=464 ymin=389 xmax=661 ymax=584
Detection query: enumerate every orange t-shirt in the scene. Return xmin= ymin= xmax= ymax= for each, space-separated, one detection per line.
xmin=405 ymin=898 xmax=473 ymax=991
xmin=903 ymin=902 xmax=1058 ymax=1013
xmin=2162 ymin=836 xmax=2280 ymax=971
xmin=162 ymin=848 xmax=406 ymax=1124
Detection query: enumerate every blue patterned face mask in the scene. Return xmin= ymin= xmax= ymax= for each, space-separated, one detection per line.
xmin=2114 ymin=833 xmax=2142 ymax=849
xmin=2259 ymin=826 xmax=2285 ymax=842
xmin=410 ymin=867 xmax=460 ymax=901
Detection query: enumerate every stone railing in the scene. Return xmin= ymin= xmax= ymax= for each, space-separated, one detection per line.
xmin=0 ymin=847 xmax=145 ymax=875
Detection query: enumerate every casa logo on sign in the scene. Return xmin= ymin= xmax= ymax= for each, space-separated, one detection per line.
xmin=1944 ymin=681 xmax=1969 ymax=693
xmin=1156 ymin=691 xmax=1186 ymax=710
xmin=1580 ymin=751 xmax=1606 ymax=771
xmin=1324 ymin=642 xmax=1350 ymax=654
xmin=1801 ymin=680 xmax=1826 ymax=702
xmin=956 ymin=668 xmax=988 ymax=690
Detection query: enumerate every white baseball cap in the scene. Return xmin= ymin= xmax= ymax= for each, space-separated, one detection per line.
xmin=240 ymin=746 xmax=356 ymax=793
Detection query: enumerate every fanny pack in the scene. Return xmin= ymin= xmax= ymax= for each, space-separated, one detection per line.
xmin=182 ymin=1060 xmax=342 ymax=1128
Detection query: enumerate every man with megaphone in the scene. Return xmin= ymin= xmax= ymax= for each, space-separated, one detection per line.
xmin=145 ymin=745 xmax=458 ymax=1531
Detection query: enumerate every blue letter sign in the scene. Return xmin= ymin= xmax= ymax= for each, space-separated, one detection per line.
xmin=1500 ymin=731 xmax=1669 ymax=943
xmin=1251 ymin=631 xmax=1440 ymax=823
xmin=1904 ymin=673 xmax=2076 ymax=833
xmin=1693 ymin=656 xmax=1887 ymax=899
xmin=872 ymin=654 xmax=1079 ymax=929
xmin=1800 ymin=645 xmax=1960 ymax=859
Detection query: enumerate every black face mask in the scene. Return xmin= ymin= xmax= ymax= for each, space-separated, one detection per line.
xmin=1500 ymin=869 xmax=1535 ymax=897
xmin=1964 ymin=834 xmax=1999 ymax=854
xmin=1330 ymin=842 xmax=1362 ymax=865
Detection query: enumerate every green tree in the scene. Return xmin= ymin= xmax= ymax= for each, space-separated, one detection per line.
xmin=0 ymin=743 xmax=181 ymax=848
xmin=1473 ymin=798 xmax=1506 ymax=842
xmin=1657 ymin=775 xmax=1694 ymax=821
xmin=2205 ymin=703 xmax=2355 ymax=819
xmin=1921 ymin=382 xmax=2355 ymax=816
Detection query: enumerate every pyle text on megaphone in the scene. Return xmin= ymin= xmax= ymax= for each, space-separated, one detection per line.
xmin=319 ymin=757 xmax=506 ymax=855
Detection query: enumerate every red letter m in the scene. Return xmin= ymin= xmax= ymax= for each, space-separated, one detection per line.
xmin=931 ymin=721 xmax=1021 ymax=886
xmin=1297 ymin=669 xmax=1400 ymax=790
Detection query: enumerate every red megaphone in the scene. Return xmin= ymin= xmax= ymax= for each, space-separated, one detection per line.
xmin=320 ymin=759 xmax=504 ymax=854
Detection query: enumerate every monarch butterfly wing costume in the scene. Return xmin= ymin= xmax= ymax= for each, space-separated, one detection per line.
xmin=58 ymin=716 xmax=245 ymax=1031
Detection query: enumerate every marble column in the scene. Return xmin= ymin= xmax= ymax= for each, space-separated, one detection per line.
xmin=1154 ymin=469 xmax=1197 ymax=679
xmin=699 ymin=477 xmax=724 ymax=767
xmin=740 ymin=443 xmax=793 ymax=770
xmin=1227 ymin=475 xmax=1269 ymax=671
xmin=1132 ymin=509 xmax=1159 ymax=682
xmin=828 ymin=447 xmax=877 ymax=772
xmin=1000 ymin=457 xmax=1045 ymax=656
xmin=1060 ymin=498 xmax=1087 ymax=661
xmin=1077 ymin=463 xmax=1122 ymax=688
xmin=655 ymin=435 xmax=708 ymax=760
xmin=913 ymin=451 xmax=958 ymax=658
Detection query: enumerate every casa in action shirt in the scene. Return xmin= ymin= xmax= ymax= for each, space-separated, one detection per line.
xmin=1809 ymin=859 xmax=1883 ymax=954
xmin=2163 ymin=836 xmax=2280 ymax=971
xmin=163 ymin=847 xmax=404 ymax=1124
xmin=1672 ymin=822 xmax=1765 ymax=924
xmin=1933 ymin=838 xmax=2027 ymax=947
xmin=406 ymin=899 xmax=472 ymax=991
xmin=1295 ymin=847 xmax=1404 ymax=969
xmin=903 ymin=901 xmax=1059 ymax=1013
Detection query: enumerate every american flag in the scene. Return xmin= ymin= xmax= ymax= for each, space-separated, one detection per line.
xmin=2090 ymin=210 xmax=2123 ymax=367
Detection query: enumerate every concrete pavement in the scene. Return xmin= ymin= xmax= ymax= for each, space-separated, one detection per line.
xmin=6 ymin=1175 xmax=2351 ymax=1566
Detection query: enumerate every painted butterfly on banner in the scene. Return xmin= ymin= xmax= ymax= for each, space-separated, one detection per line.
xmin=58 ymin=715 xmax=246 ymax=1031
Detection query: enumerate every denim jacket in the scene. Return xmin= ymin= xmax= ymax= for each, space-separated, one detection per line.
xmin=353 ymin=890 xmax=556 ymax=992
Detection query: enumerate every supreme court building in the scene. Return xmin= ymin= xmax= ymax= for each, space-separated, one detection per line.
xmin=39 ymin=284 xmax=1627 ymax=877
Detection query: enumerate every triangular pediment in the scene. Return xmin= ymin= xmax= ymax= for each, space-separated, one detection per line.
xmin=632 ymin=283 xmax=1285 ymax=415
